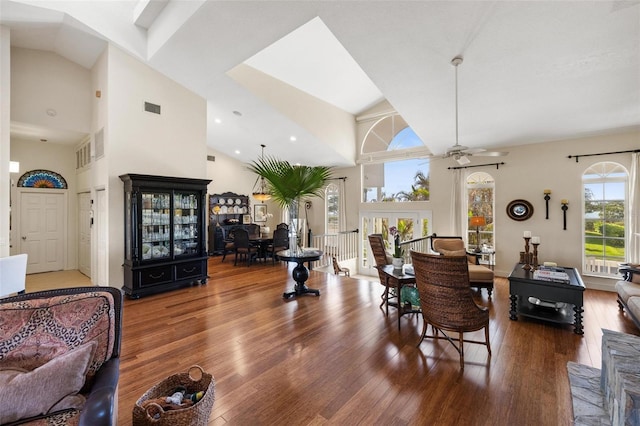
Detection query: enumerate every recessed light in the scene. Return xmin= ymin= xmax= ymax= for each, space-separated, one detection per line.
xmin=46 ymin=108 xmax=57 ymax=117
xmin=290 ymin=136 xmax=297 ymax=142
xmin=214 ymin=118 xmax=222 ymax=124
xmin=235 ymin=150 xmax=241 ymax=155
xmin=232 ymin=111 xmax=242 ymax=117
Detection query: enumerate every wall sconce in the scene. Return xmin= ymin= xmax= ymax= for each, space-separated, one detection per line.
xmin=561 ymin=200 xmax=569 ymax=230
xmin=543 ymin=189 xmax=551 ymax=219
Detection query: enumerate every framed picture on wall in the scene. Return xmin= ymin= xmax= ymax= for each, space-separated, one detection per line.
xmin=242 ymin=214 xmax=252 ymax=224
xmin=254 ymin=205 xmax=267 ymax=222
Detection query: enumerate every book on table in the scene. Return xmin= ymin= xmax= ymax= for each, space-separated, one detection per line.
xmin=533 ymin=266 xmax=569 ymax=283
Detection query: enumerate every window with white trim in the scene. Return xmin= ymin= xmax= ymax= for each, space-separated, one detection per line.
xmin=326 ymin=183 xmax=339 ymax=234
xmin=583 ymin=162 xmax=628 ymax=277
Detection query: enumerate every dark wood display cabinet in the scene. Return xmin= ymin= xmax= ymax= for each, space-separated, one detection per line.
xmin=120 ymin=174 xmax=211 ymax=298
xmin=208 ymin=192 xmax=250 ymax=255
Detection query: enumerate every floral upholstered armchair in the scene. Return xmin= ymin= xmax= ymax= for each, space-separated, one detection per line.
xmin=0 ymin=286 xmax=122 ymax=425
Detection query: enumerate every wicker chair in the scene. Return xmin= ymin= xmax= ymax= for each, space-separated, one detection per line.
xmin=332 ymin=256 xmax=350 ymax=277
xmin=368 ymin=234 xmax=396 ymax=314
xmin=431 ymin=236 xmax=494 ymax=297
xmin=410 ymin=250 xmax=491 ymax=370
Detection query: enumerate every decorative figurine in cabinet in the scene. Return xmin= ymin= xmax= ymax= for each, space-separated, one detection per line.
xmin=120 ymin=174 xmax=211 ymax=298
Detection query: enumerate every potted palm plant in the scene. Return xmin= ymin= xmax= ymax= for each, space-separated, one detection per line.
xmin=247 ymin=156 xmax=332 ymax=251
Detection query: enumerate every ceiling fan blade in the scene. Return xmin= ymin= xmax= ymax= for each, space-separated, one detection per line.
xmin=461 ymin=148 xmax=486 ymax=155
xmin=475 ymin=151 xmax=509 ymax=157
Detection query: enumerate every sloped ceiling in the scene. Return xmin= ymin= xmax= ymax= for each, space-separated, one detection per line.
xmin=3 ymin=0 xmax=639 ymax=166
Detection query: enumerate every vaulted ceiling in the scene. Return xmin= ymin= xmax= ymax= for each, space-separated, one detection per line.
xmin=3 ymin=0 xmax=639 ymax=167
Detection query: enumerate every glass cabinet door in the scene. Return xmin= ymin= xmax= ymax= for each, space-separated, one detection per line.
xmin=141 ymin=192 xmax=171 ymax=260
xmin=173 ymin=192 xmax=199 ymax=256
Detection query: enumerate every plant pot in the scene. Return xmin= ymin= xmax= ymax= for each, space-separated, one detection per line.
xmin=392 ymin=257 xmax=404 ymax=270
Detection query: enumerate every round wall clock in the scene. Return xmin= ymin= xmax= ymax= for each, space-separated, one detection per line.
xmin=506 ymin=199 xmax=534 ymax=221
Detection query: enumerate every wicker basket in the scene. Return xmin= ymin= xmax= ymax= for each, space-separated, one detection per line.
xmin=132 ymin=365 xmax=215 ymax=426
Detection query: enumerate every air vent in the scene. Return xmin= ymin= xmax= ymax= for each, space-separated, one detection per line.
xmin=144 ymin=101 xmax=161 ymax=114
xmin=207 ymin=155 xmax=215 ymax=162
xmin=95 ymin=128 xmax=104 ymax=159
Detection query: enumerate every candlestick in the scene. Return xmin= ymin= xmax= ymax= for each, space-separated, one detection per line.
xmin=523 ymin=231 xmax=531 ymax=238
xmin=522 ymin=237 xmax=532 ymax=271
xmin=532 ymin=243 xmax=539 ymax=269
xmin=561 ymin=201 xmax=569 ymax=230
xmin=531 ymin=236 xmax=540 ymax=244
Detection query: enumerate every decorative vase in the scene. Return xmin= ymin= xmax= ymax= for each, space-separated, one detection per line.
xmin=392 ymin=257 xmax=404 ymax=270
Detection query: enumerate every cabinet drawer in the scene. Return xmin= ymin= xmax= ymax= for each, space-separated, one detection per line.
xmin=139 ymin=265 xmax=173 ymax=287
xmin=176 ymin=261 xmax=204 ymax=280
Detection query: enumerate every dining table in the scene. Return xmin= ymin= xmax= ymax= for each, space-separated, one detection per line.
xmin=248 ymin=235 xmax=273 ymax=262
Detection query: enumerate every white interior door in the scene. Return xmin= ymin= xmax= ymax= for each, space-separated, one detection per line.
xmin=78 ymin=192 xmax=92 ymax=277
xmin=95 ymin=189 xmax=107 ymax=286
xmin=19 ymin=190 xmax=66 ymax=274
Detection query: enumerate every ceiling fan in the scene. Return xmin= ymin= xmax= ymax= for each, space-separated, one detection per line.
xmin=444 ymin=56 xmax=508 ymax=165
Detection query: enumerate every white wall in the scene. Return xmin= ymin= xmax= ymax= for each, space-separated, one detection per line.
xmin=10 ymin=47 xmax=91 ymax=134
xmin=0 ymin=26 xmax=11 ymax=257
xmin=105 ymin=44 xmax=207 ymax=287
xmin=428 ymin=130 xmax=639 ymax=290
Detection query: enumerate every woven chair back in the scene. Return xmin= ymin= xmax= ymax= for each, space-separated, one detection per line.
xmin=368 ymin=234 xmax=390 ymax=267
xmin=410 ymin=250 xmax=488 ymax=331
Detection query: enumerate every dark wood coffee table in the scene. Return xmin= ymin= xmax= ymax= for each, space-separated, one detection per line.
xmin=380 ymin=265 xmax=420 ymax=330
xmin=508 ymin=263 xmax=585 ymax=335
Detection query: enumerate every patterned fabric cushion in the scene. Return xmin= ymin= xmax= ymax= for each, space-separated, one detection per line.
xmin=0 ymin=291 xmax=116 ymax=378
xmin=7 ymin=409 xmax=81 ymax=426
xmin=0 ymin=342 xmax=96 ymax=424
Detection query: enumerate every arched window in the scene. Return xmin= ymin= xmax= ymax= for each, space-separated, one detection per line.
xmin=466 ymin=172 xmax=494 ymax=252
xmin=326 ymin=183 xmax=339 ymax=234
xmin=361 ymin=115 xmax=429 ymax=202
xmin=583 ymin=162 xmax=628 ymax=277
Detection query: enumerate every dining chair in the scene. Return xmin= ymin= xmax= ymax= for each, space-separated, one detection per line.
xmin=268 ymin=227 xmax=289 ymax=265
xmin=276 ymin=223 xmax=289 ymax=230
xmin=0 ymin=253 xmax=28 ymax=298
xmin=410 ymin=250 xmax=491 ymax=370
xmin=233 ymin=228 xmax=258 ymax=266
xmin=221 ymin=226 xmax=239 ymax=262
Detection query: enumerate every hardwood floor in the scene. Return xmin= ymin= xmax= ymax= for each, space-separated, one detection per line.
xmin=29 ymin=258 xmax=635 ymax=424
xmin=107 ymin=257 xmax=640 ymax=425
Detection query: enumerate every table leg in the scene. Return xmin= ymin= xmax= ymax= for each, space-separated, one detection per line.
xmin=509 ymin=294 xmax=518 ymax=320
xmin=397 ymin=282 xmax=402 ymax=330
xmin=573 ymin=305 xmax=584 ymax=335
xmin=283 ymin=261 xmax=320 ymax=299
